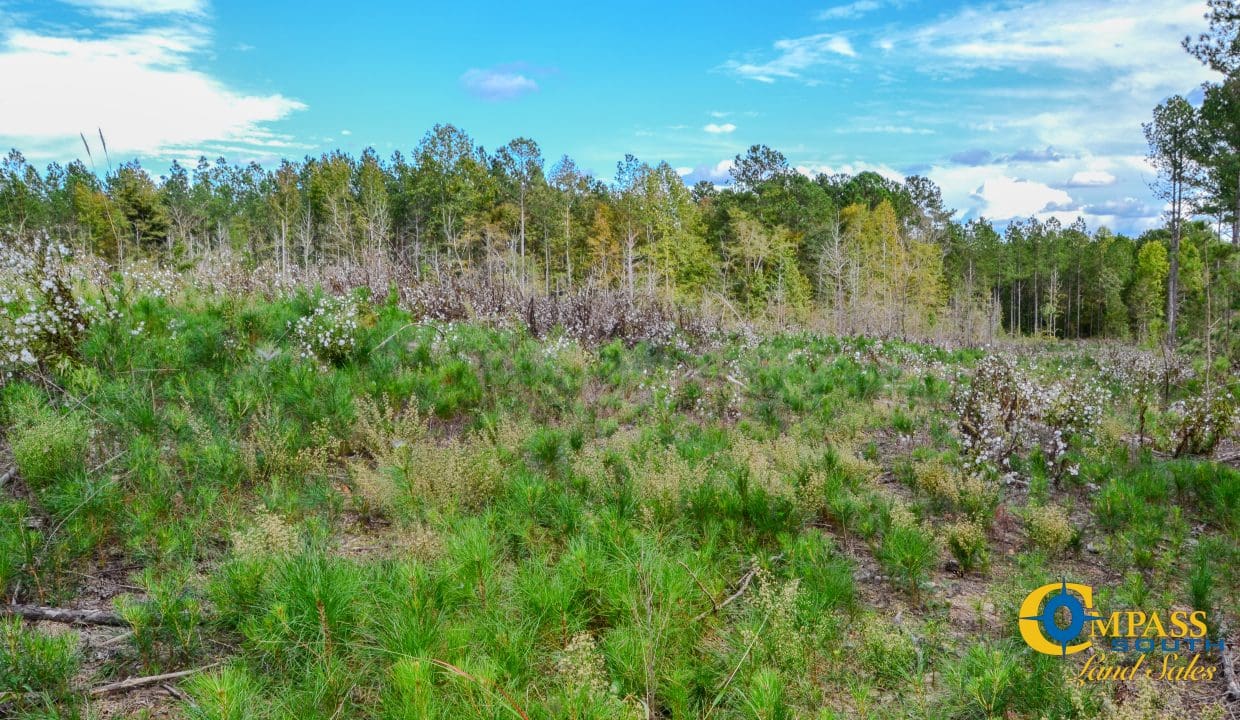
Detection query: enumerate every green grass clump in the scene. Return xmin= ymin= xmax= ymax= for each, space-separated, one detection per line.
xmin=878 ymin=510 xmax=938 ymax=597
xmin=4 ymin=390 xmax=90 ymax=488
xmin=0 ymin=618 xmax=80 ymax=705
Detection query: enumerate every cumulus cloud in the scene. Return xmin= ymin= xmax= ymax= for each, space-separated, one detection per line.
xmin=908 ymin=0 xmax=1206 ymax=80
xmin=704 ymin=123 xmax=737 ymax=134
xmin=723 ymin=33 xmax=856 ymax=83
xmin=0 ymin=23 xmax=305 ymax=160
xmin=949 ymin=146 xmax=1071 ymax=167
xmin=969 ymin=176 xmax=1074 ymax=221
xmin=1066 ymin=170 xmax=1116 ymax=187
xmin=680 ymin=159 xmax=736 ymax=185
xmin=903 ymin=0 xmax=1216 ymax=155
xmin=460 ymin=65 xmax=540 ymax=101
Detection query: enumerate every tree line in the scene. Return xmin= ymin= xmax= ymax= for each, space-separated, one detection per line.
xmin=0 ymin=3 xmax=1237 ymax=350
xmin=0 ymin=134 xmax=1235 ymax=348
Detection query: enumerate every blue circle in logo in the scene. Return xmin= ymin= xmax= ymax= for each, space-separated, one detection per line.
xmin=1021 ymin=580 xmax=1089 ymax=655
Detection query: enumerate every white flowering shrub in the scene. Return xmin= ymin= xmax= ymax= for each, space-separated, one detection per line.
xmin=1169 ymin=387 xmax=1238 ymax=457
xmin=1096 ymin=346 xmax=1233 ymax=458
xmin=290 ymin=293 xmax=363 ymax=366
xmin=953 ymin=355 xmax=1108 ymax=483
xmin=952 ymin=355 xmax=1028 ymax=482
xmin=1037 ymin=373 xmax=1108 ymax=479
xmin=0 ymin=234 xmax=94 ymax=385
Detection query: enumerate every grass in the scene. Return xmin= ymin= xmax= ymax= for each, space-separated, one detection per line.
xmin=0 ymin=287 xmax=1236 ymax=718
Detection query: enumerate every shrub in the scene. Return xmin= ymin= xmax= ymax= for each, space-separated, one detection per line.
xmin=1187 ymin=543 xmax=1215 ymax=617
xmin=1022 ymin=504 xmax=1074 ymax=556
xmin=390 ymin=437 xmax=502 ymax=515
xmin=379 ymin=658 xmax=433 ymax=720
xmin=1168 ymin=387 xmax=1237 ymax=457
xmin=230 ymin=509 xmax=300 ymax=559
xmin=856 ymin=615 xmax=918 ymax=685
xmin=748 ymin=566 xmax=805 ymax=669
xmin=1094 ymin=674 xmax=1196 ymax=720
xmin=0 ymin=235 xmax=94 ymax=386
xmin=552 ymin=632 xmax=638 ymax=718
xmin=349 ymin=399 xmax=502 ymax=517
xmin=911 ymin=459 xmax=996 ymax=521
xmin=942 ymin=643 xmax=1021 ymax=720
xmin=834 ymin=447 xmax=881 ymax=485
xmin=946 ymin=520 xmax=989 ymax=573
xmin=745 ymin=666 xmax=790 ymax=720
xmin=290 ymin=293 xmax=363 ymax=366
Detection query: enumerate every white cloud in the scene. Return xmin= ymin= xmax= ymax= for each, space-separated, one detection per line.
xmin=460 ymin=66 xmax=539 ymax=101
xmin=910 ymin=1 xmax=1205 ymax=77
xmin=704 ymin=122 xmax=737 ymax=134
xmin=817 ymin=0 xmax=881 ymax=20
xmin=906 ymin=0 xmax=1216 ymax=149
xmin=837 ymin=124 xmax=934 ymax=136
xmin=970 ymin=176 xmax=1073 ymax=221
xmin=922 ymin=148 xmax=1169 ymax=231
xmin=927 ymin=164 xmax=1055 ymax=221
xmin=724 ymin=33 xmax=856 ymax=83
xmin=61 ymin=0 xmax=206 ymax=17
xmin=794 ymin=160 xmax=905 ymax=183
xmin=0 ymin=26 xmax=305 ymax=159
xmin=681 ymin=158 xmax=736 ymax=184
xmin=1066 ymin=170 xmax=1116 ymax=187
xmin=1083 ymin=196 xmax=1155 ymax=218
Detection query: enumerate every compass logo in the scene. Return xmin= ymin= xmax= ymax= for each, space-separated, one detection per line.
xmin=1018 ymin=580 xmax=1102 ymax=656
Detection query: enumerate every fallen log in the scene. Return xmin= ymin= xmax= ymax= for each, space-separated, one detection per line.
xmin=89 ymin=663 xmax=219 ymax=697
xmin=0 ymin=604 xmax=127 ymax=627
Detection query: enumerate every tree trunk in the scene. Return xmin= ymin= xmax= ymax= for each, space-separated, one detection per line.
xmin=1233 ymin=173 xmax=1239 ymax=246
xmin=1168 ymin=184 xmax=1181 ymax=344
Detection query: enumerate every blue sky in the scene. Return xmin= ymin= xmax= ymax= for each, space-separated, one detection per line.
xmin=0 ymin=0 xmax=1219 ymax=233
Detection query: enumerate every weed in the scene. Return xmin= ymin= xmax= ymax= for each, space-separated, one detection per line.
xmin=1022 ymin=504 xmax=1074 ymax=556
xmin=946 ymin=519 xmax=989 ymax=573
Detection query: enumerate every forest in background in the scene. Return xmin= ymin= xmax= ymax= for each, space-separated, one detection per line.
xmin=1 ymin=3 xmax=1238 ymax=354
